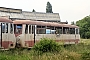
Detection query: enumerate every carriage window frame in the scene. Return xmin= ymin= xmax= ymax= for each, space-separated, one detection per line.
xmin=37 ymin=25 xmax=46 ymax=34
xmin=46 ymin=26 xmax=52 ymax=34
xmin=37 ymin=28 xmax=46 ymax=34
xmin=70 ymin=28 xmax=75 ymax=34
xmin=63 ymin=27 xmax=70 ymax=34
xmin=2 ymin=23 xmax=5 ymax=33
xmin=29 ymin=25 xmax=31 ymax=34
xmin=25 ymin=24 xmax=28 ymax=34
xmin=50 ymin=26 xmax=55 ymax=34
xmin=6 ymin=23 xmax=8 ymax=33
xmin=15 ymin=24 xmax=22 ymax=34
xmin=10 ymin=24 xmax=13 ymax=34
xmin=46 ymin=29 xmax=51 ymax=34
xmin=76 ymin=28 xmax=79 ymax=34
xmin=55 ymin=27 xmax=62 ymax=34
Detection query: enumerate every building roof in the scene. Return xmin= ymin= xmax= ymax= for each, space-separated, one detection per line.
xmin=22 ymin=11 xmax=60 ymax=21
xmin=0 ymin=7 xmax=60 ymax=21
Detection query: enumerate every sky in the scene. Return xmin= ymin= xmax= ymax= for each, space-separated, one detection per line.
xmin=0 ymin=0 xmax=90 ymax=24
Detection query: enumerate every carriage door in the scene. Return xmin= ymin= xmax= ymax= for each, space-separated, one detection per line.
xmin=9 ymin=24 xmax=16 ymax=47
xmin=3 ymin=23 xmax=8 ymax=48
xmin=31 ymin=25 xmax=36 ymax=46
xmin=0 ymin=23 xmax=9 ymax=48
xmin=33 ymin=25 xmax=36 ymax=44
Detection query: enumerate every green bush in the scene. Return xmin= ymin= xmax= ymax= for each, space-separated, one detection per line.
xmin=81 ymin=52 xmax=90 ymax=60
xmin=0 ymin=56 xmax=8 ymax=60
xmin=33 ymin=38 xmax=61 ymax=53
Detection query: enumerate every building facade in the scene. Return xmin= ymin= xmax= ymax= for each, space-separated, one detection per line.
xmin=0 ymin=7 xmax=61 ymax=23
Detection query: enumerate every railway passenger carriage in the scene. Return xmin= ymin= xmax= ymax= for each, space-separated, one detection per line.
xmin=13 ymin=20 xmax=80 ymax=48
xmin=0 ymin=17 xmax=16 ymax=49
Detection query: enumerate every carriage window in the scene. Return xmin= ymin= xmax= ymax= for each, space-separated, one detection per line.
xmin=63 ymin=27 xmax=69 ymax=34
xmin=46 ymin=29 xmax=51 ymax=34
xmin=37 ymin=28 xmax=46 ymax=34
xmin=16 ymin=24 xmax=22 ymax=34
xmin=10 ymin=24 xmax=13 ymax=34
xmin=70 ymin=28 xmax=75 ymax=34
xmin=25 ymin=24 xmax=28 ymax=34
xmin=46 ymin=26 xmax=52 ymax=34
xmin=50 ymin=27 xmax=55 ymax=34
xmin=32 ymin=25 xmax=34 ymax=34
xmin=2 ymin=23 xmax=5 ymax=33
xmin=65 ymin=29 xmax=69 ymax=34
xmin=76 ymin=28 xmax=78 ymax=34
xmin=56 ymin=27 xmax=62 ymax=34
xmin=56 ymin=29 xmax=62 ymax=34
xmin=29 ymin=25 xmax=31 ymax=34
xmin=51 ymin=30 xmax=56 ymax=34
xmin=37 ymin=26 xmax=46 ymax=34
xmin=6 ymin=23 xmax=8 ymax=33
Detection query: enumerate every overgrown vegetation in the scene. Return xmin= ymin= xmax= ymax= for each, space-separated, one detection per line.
xmin=33 ymin=38 xmax=61 ymax=54
xmin=0 ymin=39 xmax=90 ymax=60
xmin=76 ymin=15 xmax=90 ymax=39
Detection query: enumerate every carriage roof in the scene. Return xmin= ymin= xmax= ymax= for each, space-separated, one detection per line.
xmin=0 ymin=17 xmax=12 ymax=23
xmin=13 ymin=20 xmax=79 ymax=28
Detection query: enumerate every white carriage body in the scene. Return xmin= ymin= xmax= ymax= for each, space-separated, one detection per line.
xmin=13 ymin=20 xmax=80 ymax=48
xmin=0 ymin=17 xmax=16 ymax=49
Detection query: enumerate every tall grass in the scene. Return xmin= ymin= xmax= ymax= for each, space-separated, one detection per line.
xmin=0 ymin=39 xmax=90 ymax=60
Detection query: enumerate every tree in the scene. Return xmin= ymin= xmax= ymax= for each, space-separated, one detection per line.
xmin=76 ymin=15 xmax=90 ymax=39
xmin=46 ymin=2 xmax=53 ymax=13
xmin=32 ymin=9 xmax=36 ymax=12
xmin=71 ymin=21 xmax=75 ymax=25
xmin=65 ymin=20 xmax=68 ymax=24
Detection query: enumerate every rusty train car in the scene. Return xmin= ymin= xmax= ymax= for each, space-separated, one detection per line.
xmin=0 ymin=17 xmax=80 ymax=49
xmin=13 ymin=20 xmax=80 ymax=48
xmin=0 ymin=17 xmax=16 ymax=49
